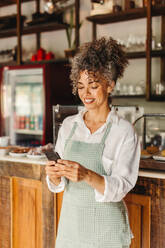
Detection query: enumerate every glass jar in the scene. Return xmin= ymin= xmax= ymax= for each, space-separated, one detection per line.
xmin=155 ymin=82 xmax=165 ymax=95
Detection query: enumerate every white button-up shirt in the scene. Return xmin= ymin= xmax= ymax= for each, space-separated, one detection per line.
xmin=46 ymin=108 xmax=141 ymax=202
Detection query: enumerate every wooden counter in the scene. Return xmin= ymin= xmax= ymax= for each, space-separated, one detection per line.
xmin=0 ymin=157 xmax=57 ymax=248
xmin=129 ymin=158 xmax=165 ymax=248
xmin=0 ymin=156 xmax=165 ymax=248
xmin=140 ymin=158 xmax=165 ymax=172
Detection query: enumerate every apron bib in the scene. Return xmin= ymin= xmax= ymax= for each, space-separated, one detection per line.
xmin=55 ymin=122 xmax=132 ymax=248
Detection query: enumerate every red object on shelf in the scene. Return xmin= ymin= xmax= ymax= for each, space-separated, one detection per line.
xmin=45 ymin=52 xmax=55 ymax=60
xmin=31 ymin=54 xmax=37 ymax=61
xmin=37 ymin=48 xmax=46 ymax=61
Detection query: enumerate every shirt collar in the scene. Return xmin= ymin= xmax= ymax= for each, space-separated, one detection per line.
xmin=74 ymin=107 xmax=119 ymax=126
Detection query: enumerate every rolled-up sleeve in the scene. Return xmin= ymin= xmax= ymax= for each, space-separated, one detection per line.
xmin=46 ymin=175 xmax=66 ymax=193
xmin=46 ymin=120 xmax=68 ymax=193
xmin=95 ymin=129 xmax=141 ymax=202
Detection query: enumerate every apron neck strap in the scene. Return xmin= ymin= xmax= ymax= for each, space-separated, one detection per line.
xmin=101 ymin=122 xmax=112 ymax=144
xmin=67 ymin=122 xmax=77 ymax=141
xmin=66 ymin=121 xmax=111 ymax=145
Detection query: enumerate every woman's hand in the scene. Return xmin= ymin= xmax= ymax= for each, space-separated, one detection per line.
xmin=49 ymin=159 xmax=105 ymax=194
xmin=45 ymin=161 xmax=63 ymax=186
xmin=56 ymin=159 xmax=89 ymax=182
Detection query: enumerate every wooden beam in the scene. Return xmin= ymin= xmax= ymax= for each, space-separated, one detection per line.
xmin=92 ymin=22 xmax=97 ymax=41
xmin=36 ymin=0 xmax=41 ymax=49
xmin=161 ymin=15 xmax=165 ymax=83
xmin=16 ymin=0 xmax=22 ymax=65
xmin=146 ymin=0 xmax=152 ymax=100
xmin=75 ymin=0 xmax=80 ymax=49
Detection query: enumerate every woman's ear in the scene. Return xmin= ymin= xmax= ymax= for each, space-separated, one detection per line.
xmin=107 ymin=81 xmax=115 ymax=94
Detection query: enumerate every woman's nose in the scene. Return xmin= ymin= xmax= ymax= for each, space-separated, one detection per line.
xmin=84 ymin=87 xmax=90 ymax=95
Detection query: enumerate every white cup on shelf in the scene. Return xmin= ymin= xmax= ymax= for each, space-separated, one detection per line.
xmin=0 ymin=136 xmax=10 ymax=147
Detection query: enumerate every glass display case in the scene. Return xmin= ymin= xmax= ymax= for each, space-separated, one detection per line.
xmin=134 ymin=113 xmax=165 ymax=150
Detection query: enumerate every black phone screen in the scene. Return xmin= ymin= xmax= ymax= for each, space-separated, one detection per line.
xmin=44 ymin=149 xmax=61 ymax=162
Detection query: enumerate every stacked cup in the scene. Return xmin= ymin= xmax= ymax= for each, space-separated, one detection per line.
xmin=0 ymin=136 xmax=10 ymax=156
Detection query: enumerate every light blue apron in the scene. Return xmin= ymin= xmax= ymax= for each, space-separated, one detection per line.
xmin=55 ymin=122 xmax=132 ymax=248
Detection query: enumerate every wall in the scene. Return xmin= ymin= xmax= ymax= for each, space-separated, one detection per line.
xmin=0 ymin=0 xmax=164 ymax=113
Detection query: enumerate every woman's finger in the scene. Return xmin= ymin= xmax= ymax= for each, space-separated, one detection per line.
xmin=46 ymin=161 xmax=56 ymax=166
xmin=55 ymin=163 xmax=74 ymax=172
xmin=57 ymin=159 xmax=77 ymax=167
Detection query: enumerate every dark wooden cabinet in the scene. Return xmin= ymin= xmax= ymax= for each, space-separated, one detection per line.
xmin=125 ymin=193 xmax=151 ymax=248
xmin=86 ymin=3 xmax=165 ymax=101
xmin=132 ymin=175 xmax=165 ymax=248
xmin=12 ymin=177 xmax=42 ymax=248
xmin=0 ymin=161 xmax=56 ymax=248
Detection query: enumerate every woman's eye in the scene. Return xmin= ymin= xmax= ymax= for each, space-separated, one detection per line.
xmin=91 ymin=86 xmax=98 ymax=89
xmin=77 ymin=87 xmax=84 ymax=90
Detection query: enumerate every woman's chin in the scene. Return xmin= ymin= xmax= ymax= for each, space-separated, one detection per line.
xmin=84 ymin=103 xmax=97 ymax=110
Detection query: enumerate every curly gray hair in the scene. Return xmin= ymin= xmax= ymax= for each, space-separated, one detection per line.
xmin=70 ymin=37 xmax=128 ymax=95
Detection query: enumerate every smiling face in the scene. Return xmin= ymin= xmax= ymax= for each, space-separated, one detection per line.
xmin=77 ymin=70 xmax=114 ymax=111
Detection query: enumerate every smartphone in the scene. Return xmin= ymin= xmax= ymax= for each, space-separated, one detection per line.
xmin=44 ymin=149 xmax=61 ymax=163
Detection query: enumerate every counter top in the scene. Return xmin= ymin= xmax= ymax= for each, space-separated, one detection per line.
xmin=0 ymin=154 xmax=47 ymax=165
xmin=139 ymin=169 xmax=165 ymax=179
xmin=1 ymin=155 xmax=165 ymax=179
xmin=140 ymin=158 xmax=165 ymax=171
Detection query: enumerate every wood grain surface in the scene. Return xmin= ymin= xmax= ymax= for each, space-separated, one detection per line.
xmin=0 ymin=176 xmax=11 ymax=248
xmin=0 ymin=160 xmax=56 ymax=248
xmin=132 ymin=176 xmax=165 ymax=248
xmin=12 ymin=177 xmax=42 ymax=248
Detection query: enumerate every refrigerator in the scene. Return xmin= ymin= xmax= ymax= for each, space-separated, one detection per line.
xmin=0 ymin=62 xmax=75 ymax=146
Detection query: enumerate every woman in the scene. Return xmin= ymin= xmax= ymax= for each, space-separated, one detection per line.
xmin=45 ymin=37 xmax=140 ymax=248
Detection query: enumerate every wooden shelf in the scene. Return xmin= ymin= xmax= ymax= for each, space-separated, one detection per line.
xmin=150 ymin=95 xmax=165 ymax=101
xmin=127 ymin=50 xmax=165 ymax=59
xmin=127 ymin=51 xmax=146 ymax=59
xmin=86 ymin=6 xmax=165 ymax=24
xmin=112 ymin=94 xmax=165 ymax=100
xmin=0 ymin=22 xmax=68 ymax=38
xmin=112 ymin=95 xmax=145 ymax=98
xmin=0 ymin=0 xmax=33 ymax=7
xmin=151 ymin=50 xmax=165 ymax=57
xmin=24 ymin=58 xmax=68 ymax=65
xmin=23 ymin=22 xmax=68 ymax=35
xmin=15 ymin=129 xmax=43 ymax=135
xmin=0 ymin=59 xmax=69 ymax=68
xmin=0 ymin=61 xmax=17 ymax=67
